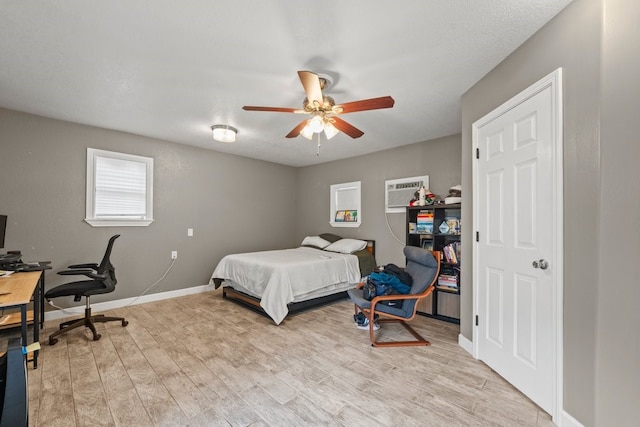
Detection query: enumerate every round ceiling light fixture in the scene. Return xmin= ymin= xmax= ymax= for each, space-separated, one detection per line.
xmin=211 ymin=125 xmax=238 ymax=143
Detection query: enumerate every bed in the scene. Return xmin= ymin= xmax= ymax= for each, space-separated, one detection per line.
xmin=209 ymin=234 xmax=376 ymax=324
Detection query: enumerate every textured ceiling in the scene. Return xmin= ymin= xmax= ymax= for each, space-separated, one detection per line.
xmin=0 ymin=0 xmax=572 ymax=167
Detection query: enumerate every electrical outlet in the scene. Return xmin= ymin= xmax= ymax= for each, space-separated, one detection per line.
xmin=171 ymin=251 xmax=178 ymax=259
xmin=187 ymin=228 xmax=193 ymax=237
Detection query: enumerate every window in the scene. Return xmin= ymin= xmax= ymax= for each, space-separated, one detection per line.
xmin=85 ymin=148 xmax=154 ymax=227
xmin=330 ymin=181 xmax=361 ymax=228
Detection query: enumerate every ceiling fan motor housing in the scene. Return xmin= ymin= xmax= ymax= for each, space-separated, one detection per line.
xmin=303 ymin=95 xmax=336 ymax=113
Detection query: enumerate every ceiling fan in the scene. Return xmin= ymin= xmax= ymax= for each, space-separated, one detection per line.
xmin=242 ymin=71 xmax=395 ymax=141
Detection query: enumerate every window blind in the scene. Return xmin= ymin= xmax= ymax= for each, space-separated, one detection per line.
xmin=94 ymin=156 xmax=147 ymax=218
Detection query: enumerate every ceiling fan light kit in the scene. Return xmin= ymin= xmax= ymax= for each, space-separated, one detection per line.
xmin=211 ymin=124 xmax=237 ymax=143
xmin=300 ymin=125 xmax=314 ymax=140
xmin=242 ymin=70 xmax=395 ymax=153
xmin=323 ymin=121 xmax=339 ymax=139
xmin=300 ymin=117 xmax=339 ymax=141
xmin=307 ymin=115 xmax=324 ymax=133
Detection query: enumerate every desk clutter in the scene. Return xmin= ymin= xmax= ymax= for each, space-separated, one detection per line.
xmin=0 ymin=252 xmax=51 ymax=273
xmin=0 ymin=244 xmax=48 ymax=425
xmin=0 ymin=249 xmax=50 ymax=369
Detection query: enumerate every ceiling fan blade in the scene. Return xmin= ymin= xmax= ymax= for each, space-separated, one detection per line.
xmin=334 ymin=96 xmax=395 ymax=114
xmin=298 ymin=71 xmax=323 ymax=105
xmin=242 ymin=106 xmax=299 ymax=113
xmin=286 ymin=120 xmax=309 ymax=138
xmin=331 ymin=116 xmax=364 ymax=139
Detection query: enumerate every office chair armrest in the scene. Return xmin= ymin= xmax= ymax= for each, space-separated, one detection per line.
xmin=67 ymin=263 xmax=99 ymax=270
xmin=57 ymin=269 xmax=106 ymax=280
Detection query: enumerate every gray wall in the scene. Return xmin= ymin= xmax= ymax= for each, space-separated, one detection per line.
xmin=7 ymin=1 xmax=639 ymax=422
xmin=0 ymin=108 xmax=297 ymax=304
xmin=295 ymin=134 xmax=461 ymax=267
xmin=597 ymin=0 xmax=640 ymax=424
xmin=462 ymin=0 xmax=640 ymax=424
xmin=0 ymin=110 xmax=461 ymax=304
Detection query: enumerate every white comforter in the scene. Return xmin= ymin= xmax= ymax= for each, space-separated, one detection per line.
xmin=210 ymin=246 xmax=361 ymax=324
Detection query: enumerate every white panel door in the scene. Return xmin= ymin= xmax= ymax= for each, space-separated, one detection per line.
xmin=473 ymin=70 xmax=562 ymax=416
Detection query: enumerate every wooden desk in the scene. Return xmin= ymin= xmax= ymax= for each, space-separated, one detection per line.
xmin=0 ymin=271 xmax=41 ymax=368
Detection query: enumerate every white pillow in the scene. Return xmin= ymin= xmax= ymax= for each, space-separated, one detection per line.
xmin=301 ymin=235 xmax=331 ymax=249
xmin=324 ymin=238 xmax=367 ymax=254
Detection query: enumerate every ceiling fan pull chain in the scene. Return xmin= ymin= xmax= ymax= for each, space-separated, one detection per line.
xmin=316 ymin=132 xmax=321 ymax=156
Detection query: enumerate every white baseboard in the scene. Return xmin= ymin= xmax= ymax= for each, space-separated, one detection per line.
xmin=458 ymin=333 xmax=473 ymax=355
xmin=559 ymin=410 xmax=584 ymax=427
xmin=44 ymin=284 xmax=216 ymax=322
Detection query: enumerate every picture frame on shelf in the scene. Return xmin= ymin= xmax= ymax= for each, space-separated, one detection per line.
xmin=335 ymin=210 xmax=358 ymax=222
xmin=344 ymin=210 xmax=358 ymax=222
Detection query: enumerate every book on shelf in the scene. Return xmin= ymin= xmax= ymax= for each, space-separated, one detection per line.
xmin=437 ymin=275 xmax=459 ymax=292
xmin=442 ymin=242 xmax=461 ymax=264
xmin=443 ymin=245 xmax=457 ymax=264
xmin=415 ymin=210 xmax=434 ymax=234
xmin=436 ymin=285 xmax=459 ymax=293
xmin=438 ymin=274 xmax=458 ymax=287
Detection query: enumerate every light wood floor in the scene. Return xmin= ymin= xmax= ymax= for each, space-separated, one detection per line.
xmin=11 ymin=290 xmax=553 ymax=426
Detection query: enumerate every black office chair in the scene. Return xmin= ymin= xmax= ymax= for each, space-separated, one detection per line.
xmin=45 ymin=234 xmax=128 ymax=345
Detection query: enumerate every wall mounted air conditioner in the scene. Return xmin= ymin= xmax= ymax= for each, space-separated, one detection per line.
xmin=385 ymin=175 xmax=429 ymax=213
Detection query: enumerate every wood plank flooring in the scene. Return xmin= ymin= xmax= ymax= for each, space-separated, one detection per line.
xmin=6 ymin=290 xmax=554 ymax=426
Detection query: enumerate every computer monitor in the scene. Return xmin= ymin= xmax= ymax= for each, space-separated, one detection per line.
xmin=0 ymin=215 xmax=6 ymax=251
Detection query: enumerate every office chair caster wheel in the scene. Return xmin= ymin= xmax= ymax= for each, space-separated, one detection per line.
xmin=49 ymin=338 xmax=58 ymax=346
xmin=122 ymin=320 xmax=128 ymax=327
xmin=93 ymin=333 xmax=101 ymax=341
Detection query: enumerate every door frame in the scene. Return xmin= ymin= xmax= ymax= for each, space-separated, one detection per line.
xmin=471 ymin=68 xmax=564 ymax=420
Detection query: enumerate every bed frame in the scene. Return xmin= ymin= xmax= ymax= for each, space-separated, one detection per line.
xmin=219 ymin=239 xmax=376 ymax=322
xmin=222 ymin=286 xmax=350 ymax=319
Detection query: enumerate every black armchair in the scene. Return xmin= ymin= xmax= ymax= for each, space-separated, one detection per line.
xmin=45 ymin=234 xmax=128 ymax=345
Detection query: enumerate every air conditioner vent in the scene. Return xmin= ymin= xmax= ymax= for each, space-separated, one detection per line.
xmin=385 ymin=175 xmax=429 ymax=213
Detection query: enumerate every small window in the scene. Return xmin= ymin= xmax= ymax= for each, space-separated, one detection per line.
xmin=330 ymin=181 xmax=361 ymax=228
xmin=85 ymin=148 xmax=154 ymax=227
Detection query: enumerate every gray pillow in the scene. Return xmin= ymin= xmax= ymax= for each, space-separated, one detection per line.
xmin=319 ymin=233 xmax=342 ymax=243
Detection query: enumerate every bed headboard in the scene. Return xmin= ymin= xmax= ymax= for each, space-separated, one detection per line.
xmin=364 ymin=239 xmax=375 ymax=258
xmin=356 ymin=239 xmax=377 ymax=276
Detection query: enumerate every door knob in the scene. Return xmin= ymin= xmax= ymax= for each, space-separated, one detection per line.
xmin=532 ymin=259 xmax=549 ymax=270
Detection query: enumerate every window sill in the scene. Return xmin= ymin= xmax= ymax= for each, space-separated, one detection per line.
xmin=85 ymin=218 xmax=154 ymax=227
xmin=329 ymin=221 xmax=361 ymax=228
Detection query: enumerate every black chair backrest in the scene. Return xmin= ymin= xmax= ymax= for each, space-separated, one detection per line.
xmin=98 ymin=234 xmax=120 ymax=289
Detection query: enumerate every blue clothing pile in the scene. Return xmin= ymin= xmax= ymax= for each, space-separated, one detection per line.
xmin=368 ymin=271 xmax=411 ymax=295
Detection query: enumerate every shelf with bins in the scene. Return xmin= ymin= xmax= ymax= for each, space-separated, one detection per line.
xmin=406 ymin=203 xmax=461 ymax=323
